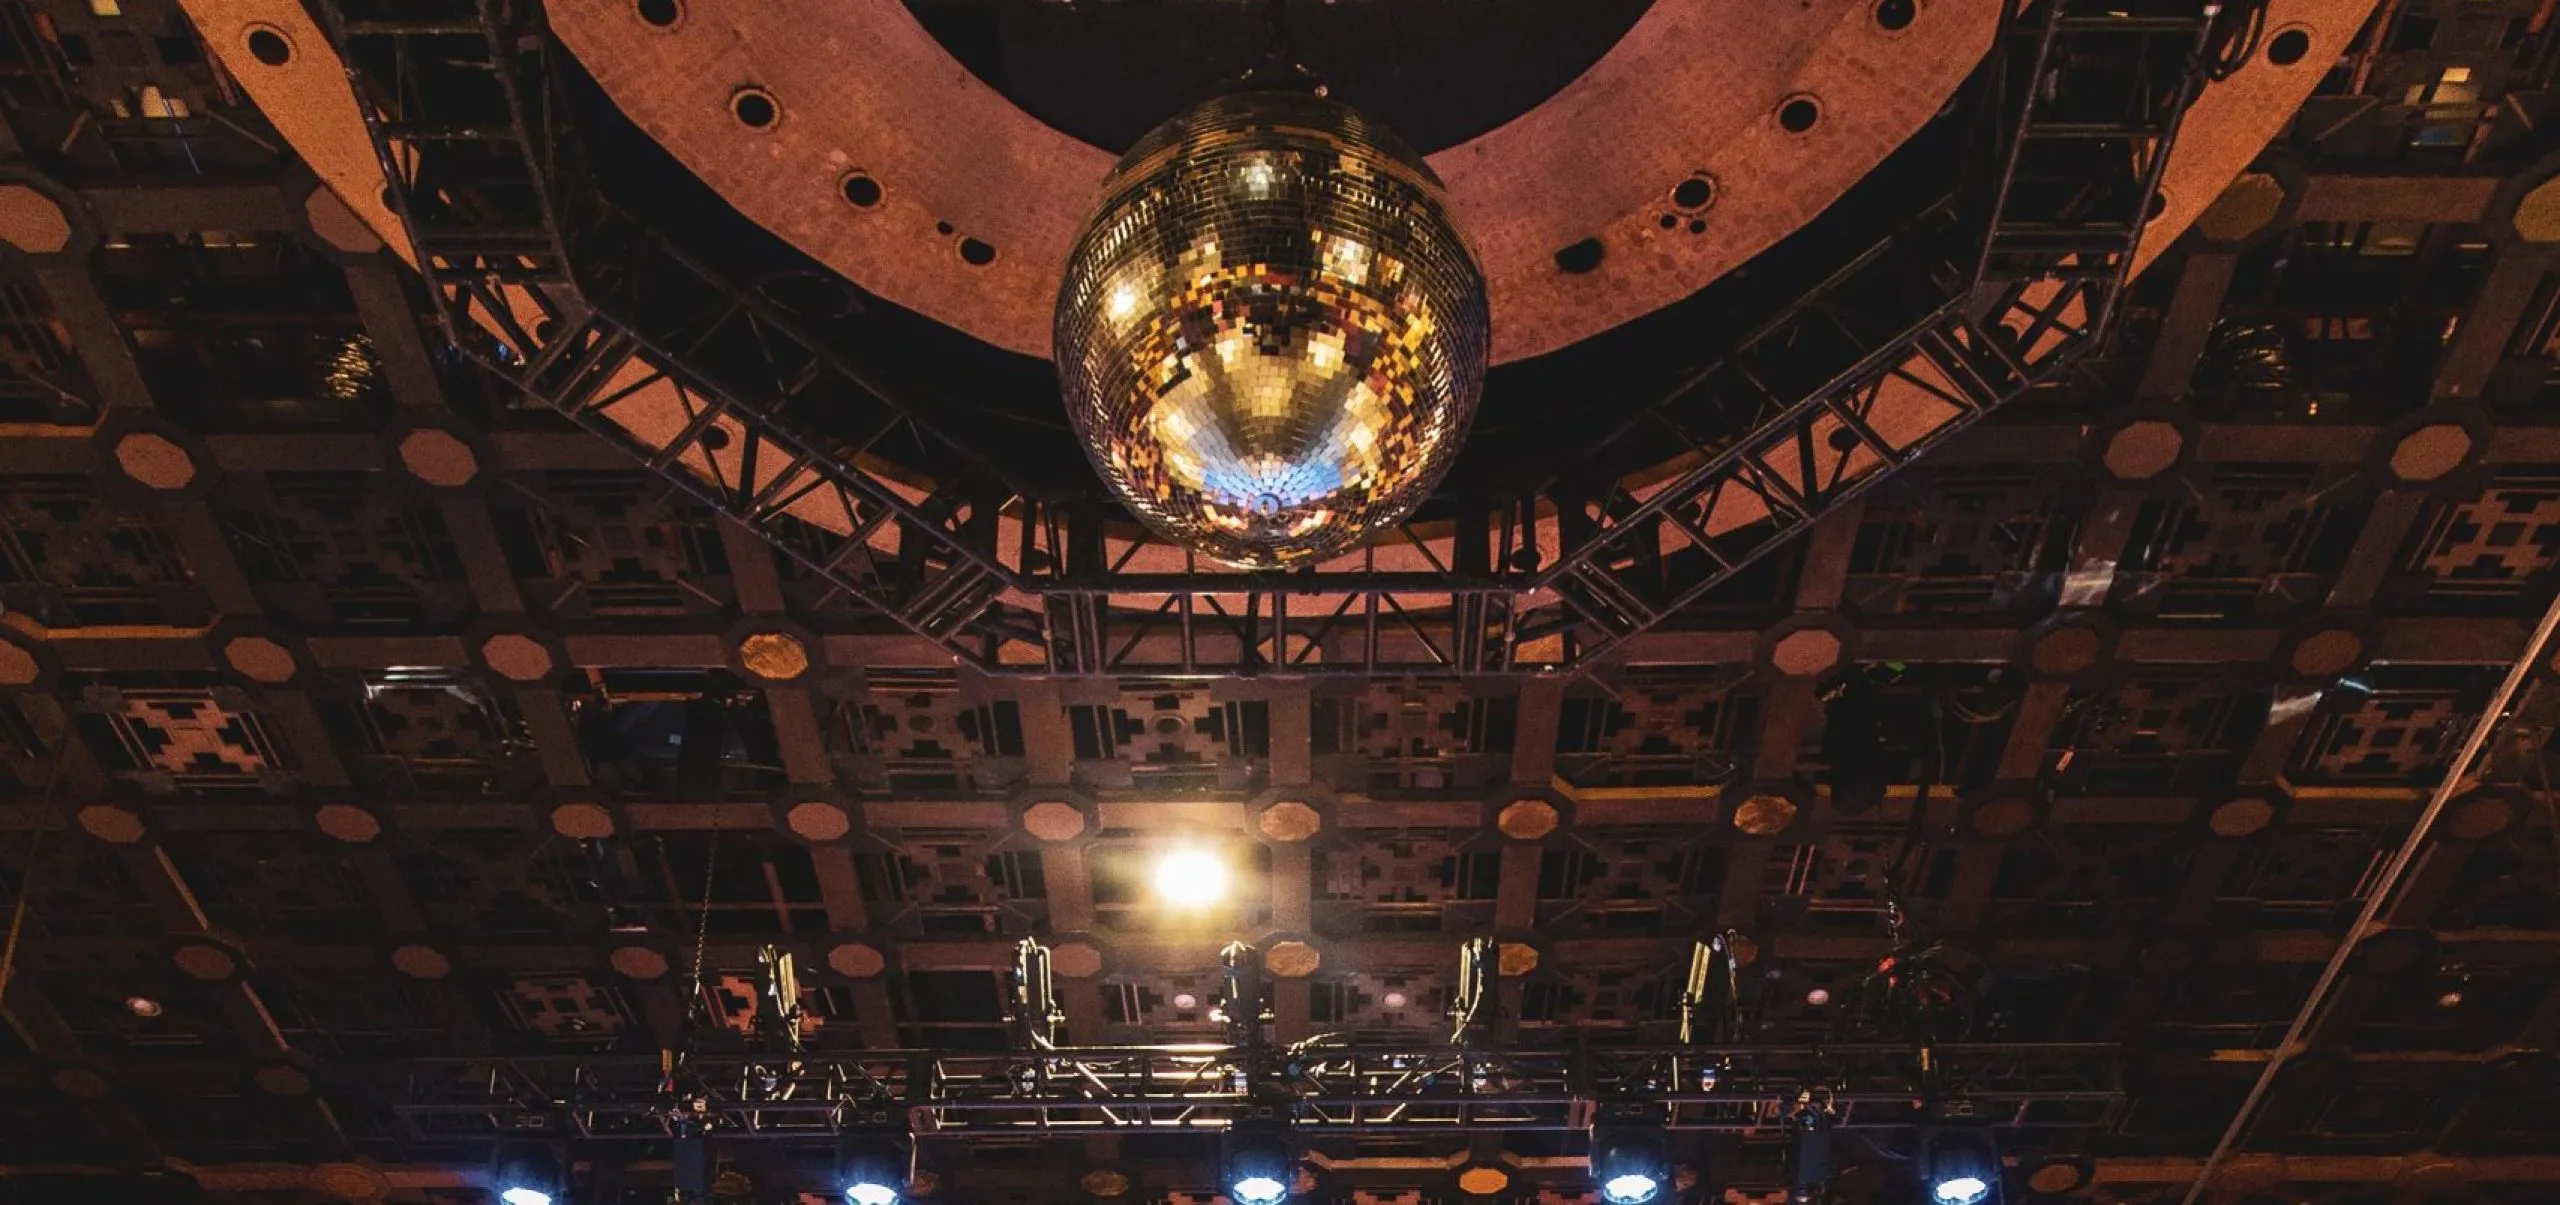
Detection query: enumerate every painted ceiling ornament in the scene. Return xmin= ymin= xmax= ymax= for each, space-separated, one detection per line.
xmin=1052 ymin=30 xmax=1490 ymax=568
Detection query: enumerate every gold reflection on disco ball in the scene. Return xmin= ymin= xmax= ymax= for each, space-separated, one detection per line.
xmin=1054 ymin=88 xmax=1490 ymax=568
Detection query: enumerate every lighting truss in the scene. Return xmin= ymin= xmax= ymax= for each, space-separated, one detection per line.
xmin=384 ymin=1042 xmax=2121 ymax=1143
xmin=325 ymin=0 xmax=2219 ymax=676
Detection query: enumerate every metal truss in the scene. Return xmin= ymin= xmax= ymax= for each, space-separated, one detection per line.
xmin=327 ymin=0 xmax=2216 ymax=678
xmin=384 ymin=1041 xmax=2122 ymax=1143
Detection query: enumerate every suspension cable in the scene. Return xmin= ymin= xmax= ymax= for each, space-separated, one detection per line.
xmin=687 ymin=816 xmax=723 ymax=1028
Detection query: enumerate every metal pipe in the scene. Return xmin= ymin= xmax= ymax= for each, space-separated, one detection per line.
xmin=2179 ymin=585 xmax=2560 ymax=1204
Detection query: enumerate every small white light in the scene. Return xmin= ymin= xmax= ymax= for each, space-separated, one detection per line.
xmin=500 ymin=1190 xmax=553 ymax=1205
xmin=1382 ymin=991 xmax=1409 ymax=1009
xmin=1931 ymin=1175 xmax=1990 ymax=1205
xmin=2437 ymin=990 xmax=2465 ymax=1009
xmin=1230 ymin=1174 xmax=1287 ymax=1205
xmin=1173 ymin=993 xmax=1200 ymax=1010
xmin=1805 ymin=988 xmax=1832 ymax=1007
xmin=1152 ymin=847 xmax=1231 ymax=909
xmin=1106 ymin=284 xmax=1139 ymax=321
xmin=1601 ymin=1173 xmax=1662 ymax=1204
xmin=125 ymin=996 xmax=162 ymax=1018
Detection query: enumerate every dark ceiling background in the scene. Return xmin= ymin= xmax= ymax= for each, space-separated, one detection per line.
xmin=900 ymin=0 xmax=1656 ymax=156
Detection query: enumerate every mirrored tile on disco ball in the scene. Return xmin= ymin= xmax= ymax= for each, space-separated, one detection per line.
xmin=1054 ymin=89 xmax=1490 ymax=569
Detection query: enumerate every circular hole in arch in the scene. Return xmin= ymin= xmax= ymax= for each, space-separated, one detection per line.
xmin=2267 ymin=27 xmax=2311 ymax=66
xmin=1778 ymin=96 xmax=1821 ymax=134
xmin=1658 ymin=214 xmax=1679 ymax=231
xmin=1672 ymin=175 xmax=1715 ymax=212
xmin=1687 ymin=218 xmax=1708 ymax=235
xmin=1553 ymin=236 xmax=1604 ymax=275
xmin=1827 ymin=427 xmax=1861 ymax=452
xmin=1874 ymin=0 xmax=1916 ymax=31
xmin=2146 ymin=190 xmax=2170 ymax=221
xmin=730 ymin=87 xmax=779 ymax=130
xmin=840 ymin=172 xmax=882 ymax=209
xmin=635 ymin=0 xmax=680 ymax=26
xmin=245 ymin=26 xmax=292 ymax=67
xmin=958 ymin=237 xmax=997 ymax=267
xmin=699 ymin=426 xmax=731 ymax=452
xmin=935 ymin=220 xmax=954 ymax=236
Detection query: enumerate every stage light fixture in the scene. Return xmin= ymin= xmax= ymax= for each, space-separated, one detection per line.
xmin=1223 ymin=1124 xmax=1298 ymax=1205
xmin=490 ymin=1143 xmax=562 ymax=1205
xmin=1787 ymin=1097 xmax=1834 ymax=1202
xmin=839 ymin=1134 xmax=908 ymax=1205
xmin=1152 ymin=846 xmax=1231 ymax=909
xmin=1589 ymin=1121 xmax=1670 ymax=1205
xmin=1922 ymin=1127 xmax=1999 ymax=1205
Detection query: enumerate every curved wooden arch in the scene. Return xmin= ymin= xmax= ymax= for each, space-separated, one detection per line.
xmin=178 ymin=0 xmax=2383 ymax=566
xmin=546 ymin=0 xmax=1996 ymax=363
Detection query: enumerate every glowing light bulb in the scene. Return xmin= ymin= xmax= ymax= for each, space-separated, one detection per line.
xmin=1152 ymin=847 xmax=1231 ymax=909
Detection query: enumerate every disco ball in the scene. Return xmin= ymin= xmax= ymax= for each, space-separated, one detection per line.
xmin=1054 ymin=87 xmax=1491 ymax=568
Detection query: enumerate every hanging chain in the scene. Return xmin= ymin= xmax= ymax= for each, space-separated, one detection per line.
xmin=688 ymin=815 xmax=723 ymax=1021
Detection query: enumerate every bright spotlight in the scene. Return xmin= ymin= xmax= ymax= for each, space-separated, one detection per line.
xmin=839 ymin=1134 xmax=908 ymax=1205
xmin=490 ymin=1143 xmax=561 ymax=1205
xmin=1153 ymin=846 xmax=1231 ymax=908
xmin=1590 ymin=1122 xmax=1670 ymax=1205
xmin=1931 ymin=1176 xmax=1990 ymax=1205
xmin=1922 ymin=1126 xmax=1999 ymax=1205
xmin=1223 ymin=1124 xmax=1297 ymax=1205
xmin=1230 ymin=1174 xmax=1288 ymax=1205
xmin=1600 ymin=1172 xmax=1661 ymax=1204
